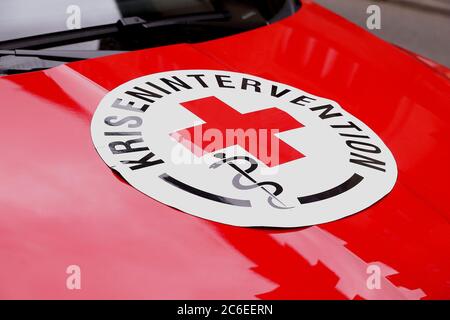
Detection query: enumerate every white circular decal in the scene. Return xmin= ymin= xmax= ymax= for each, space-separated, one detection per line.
xmin=91 ymin=70 xmax=397 ymax=227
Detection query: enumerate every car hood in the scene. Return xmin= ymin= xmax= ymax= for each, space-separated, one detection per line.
xmin=0 ymin=1 xmax=449 ymax=299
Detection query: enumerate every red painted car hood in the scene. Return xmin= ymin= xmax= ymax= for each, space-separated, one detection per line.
xmin=1 ymin=1 xmax=449 ymax=299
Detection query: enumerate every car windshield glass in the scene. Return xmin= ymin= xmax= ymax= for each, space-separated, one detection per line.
xmin=0 ymin=0 xmax=299 ymax=42
xmin=0 ymin=0 xmax=299 ymax=75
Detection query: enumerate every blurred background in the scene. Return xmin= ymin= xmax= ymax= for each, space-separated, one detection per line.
xmin=315 ymin=0 xmax=450 ymax=67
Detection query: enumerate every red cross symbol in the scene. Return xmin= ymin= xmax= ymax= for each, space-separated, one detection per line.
xmin=171 ymin=96 xmax=304 ymax=167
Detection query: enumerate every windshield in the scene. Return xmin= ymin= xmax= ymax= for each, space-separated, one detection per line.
xmin=0 ymin=0 xmax=217 ymax=42
xmin=0 ymin=0 xmax=299 ymax=75
xmin=0 ymin=0 xmax=299 ymax=43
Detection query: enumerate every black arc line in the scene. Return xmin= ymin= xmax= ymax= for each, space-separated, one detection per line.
xmin=159 ymin=173 xmax=252 ymax=207
xmin=298 ymin=173 xmax=364 ymax=204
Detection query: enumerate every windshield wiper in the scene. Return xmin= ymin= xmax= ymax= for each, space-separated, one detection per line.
xmin=0 ymin=12 xmax=230 ymax=50
xmin=0 ymin=49 xmax=126 ymax=61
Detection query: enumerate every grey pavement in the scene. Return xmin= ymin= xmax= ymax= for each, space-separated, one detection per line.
xmin=314 ymin=0 xmax=450 ymax=67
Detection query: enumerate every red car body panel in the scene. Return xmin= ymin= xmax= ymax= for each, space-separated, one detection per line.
xmin=0 ymin=1 xmax=449 ymax=299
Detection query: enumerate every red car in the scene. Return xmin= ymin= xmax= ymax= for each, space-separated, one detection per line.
xmin=0 ymin=0 xmax=449 ymax=300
